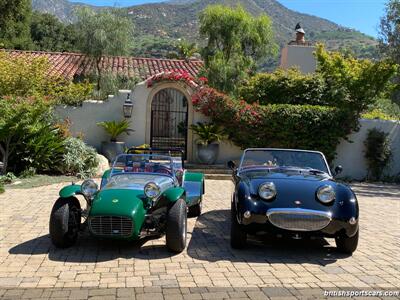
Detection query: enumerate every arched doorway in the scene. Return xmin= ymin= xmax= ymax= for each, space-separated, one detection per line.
xmin=150 ymin=88 xmax=189 ymax=158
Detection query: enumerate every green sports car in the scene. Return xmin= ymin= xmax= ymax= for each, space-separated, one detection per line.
xmin=49 ymin=148 xmax=205 ymax=253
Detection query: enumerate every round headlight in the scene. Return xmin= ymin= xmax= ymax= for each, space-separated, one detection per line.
xmin=258 ymin=182 xmax=277 ymax=200
xmin=81 ymin=179 xmax=98 ymax=198
xmin=144 ymin=182 xmax=160 ymax=199
xmin=317 ymin=185 xmax=335 ymax=204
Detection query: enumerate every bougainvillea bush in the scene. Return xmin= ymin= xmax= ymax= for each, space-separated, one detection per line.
xmin=192 ymin=87 xmax=354 ymax=161
xmin=147 ymin=70 xmax=207 ymax=88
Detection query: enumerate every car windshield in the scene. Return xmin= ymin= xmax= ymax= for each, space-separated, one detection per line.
xmin=111 ymin=154 xmax=174 ymax=177
xmin=239 ymin=149 xmax=329 ymax=174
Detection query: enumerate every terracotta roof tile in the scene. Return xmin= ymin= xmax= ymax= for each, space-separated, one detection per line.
xmin=2 ymin=49 xmax=204 ymax=81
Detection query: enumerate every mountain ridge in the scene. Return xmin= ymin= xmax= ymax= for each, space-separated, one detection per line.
xmin=31 ymin=0 xmax=378 ymax=63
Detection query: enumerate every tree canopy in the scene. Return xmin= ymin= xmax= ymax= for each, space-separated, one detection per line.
xmin=199 ymin=5 xmax=278 ymax=94
xmin=30 ymin=11 xmax=79 ymax=52
xmin=379 ymin=0 xmax=400 ymax=104
xmin=0 ymin=0 xmax=32 ymax=49
xmin=75 ymin=8 xmax=135 ymax=90
xmin=379 ymin=0 xmax=400 ymax=63
xmin=75 ymin=8 xmax=134 ymax=59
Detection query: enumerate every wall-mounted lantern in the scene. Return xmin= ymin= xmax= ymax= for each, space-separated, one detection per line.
xmin=123 ymin=93 xmax=134 ymax=118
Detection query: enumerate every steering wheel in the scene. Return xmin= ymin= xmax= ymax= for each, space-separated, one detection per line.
xmin=153 ymin=165 xmax=172 ymax=175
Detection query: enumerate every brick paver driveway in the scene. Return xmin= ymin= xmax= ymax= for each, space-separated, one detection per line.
xmin=0 ymin=180 xmax=399 ymax=299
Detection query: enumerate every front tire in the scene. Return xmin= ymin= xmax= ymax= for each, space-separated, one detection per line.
xmin=166 ymin=199 xmax=187 ymax=253
xmin=230 ymin=201 xmax=247 ymax=249
xmin=188 ymin=199 xmax=202 ymax=217
xmin=335 ymin=229 xmax=359 ymax=254
xmin=49 ymin=197 xmax=81 ymax=248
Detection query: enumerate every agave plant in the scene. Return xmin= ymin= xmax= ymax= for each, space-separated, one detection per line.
xmin=190 ymin=122 xmax=225 ymax=145
xmin=97 ymin=119 xmax=134 ymax=142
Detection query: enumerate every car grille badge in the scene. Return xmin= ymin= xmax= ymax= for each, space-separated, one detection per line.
xmin=294 ymin=200 xmax=301 ymax=206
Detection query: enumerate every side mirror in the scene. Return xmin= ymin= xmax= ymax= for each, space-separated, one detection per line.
xmin=334 ymin=165 xmax=343 ymax=175
xmin=227 ymin=160 xmax=236 ymax=170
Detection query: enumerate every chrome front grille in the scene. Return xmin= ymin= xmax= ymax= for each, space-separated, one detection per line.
xmin=89 ymin=216 xmax=133 ymax=237
xmin=267 ymin=208 xmax=331 ymax=232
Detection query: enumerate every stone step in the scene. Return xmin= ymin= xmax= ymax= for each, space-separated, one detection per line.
xmin=204 ymin=174 xmax=232 ymax=180
xmin=186 ymin=164 xmax=232 ymax=175
xmin=188 ymin=169 xmax=232 ymax=175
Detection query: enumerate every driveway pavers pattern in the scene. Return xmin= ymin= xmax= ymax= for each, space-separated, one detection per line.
xmin=0 ymin=180 xmax=399 ymax=299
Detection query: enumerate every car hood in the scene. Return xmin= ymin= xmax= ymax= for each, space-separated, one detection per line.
xmin=240 ymin=170 xmax=337 ymax=208
xmin=104 ymin=174 xmax=174 ymax=193
xmin=90 ymin=189 xmax=145 ymax=218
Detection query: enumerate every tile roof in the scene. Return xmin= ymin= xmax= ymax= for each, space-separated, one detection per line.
xmin=3 ymin=49 xmax=204 ymax=81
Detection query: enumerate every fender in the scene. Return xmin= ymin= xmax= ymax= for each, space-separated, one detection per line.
xmin=163 ymin=187 xmax=186 ymax=203
xmin=184 ymin=172 xmax=204 ymax=184
xmin=183 ymin=172 xmax=205 ymax=205
xmin=59 ymin=184 xmax=82 ymax=198
xmin=100 ymin=169 xmax=112 ymax=188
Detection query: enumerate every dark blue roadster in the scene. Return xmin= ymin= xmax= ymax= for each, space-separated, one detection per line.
xmin=228 ymin=148 xmax=359 ymax=254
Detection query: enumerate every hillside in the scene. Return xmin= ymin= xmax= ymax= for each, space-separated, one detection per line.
xmin=31 ymin=0 xmax=378 ymax=63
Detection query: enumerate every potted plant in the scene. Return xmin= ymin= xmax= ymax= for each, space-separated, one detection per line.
xmin=190 ymin=122 xmax=224 ymax=164
xmin=97 ymin=119 xmax=133 ymax=161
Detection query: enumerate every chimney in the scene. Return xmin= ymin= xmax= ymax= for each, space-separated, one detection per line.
xmin=280 ymin=22 xmax=316 ymax=73
xmin=295 ymin=23 xmax=306 ymax=44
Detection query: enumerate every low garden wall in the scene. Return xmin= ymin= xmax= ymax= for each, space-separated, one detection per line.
xmin=333 ymin=119 xmax=399 ymax=180
xmin=56 ymin=90 xmax=399 ymax=180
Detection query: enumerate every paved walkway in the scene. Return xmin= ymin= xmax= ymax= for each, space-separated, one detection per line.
xmin=0 ymin=181 xmax=399 ymax=299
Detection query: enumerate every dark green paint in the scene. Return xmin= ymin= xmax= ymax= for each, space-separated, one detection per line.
xmin=90 ymin=189 xmax=146 ymax=238
xmin=100 ymin=169 xmax=111 ymax=188
xmin=102 ymin=169 xmax=111 ymax=179
xmin=59 ymin=184 xmax=82 ymax=198
xmin=184 ymin=172 xmax=204 ymax=182
xmin=163 ymin=187 xmax=186 ymax=203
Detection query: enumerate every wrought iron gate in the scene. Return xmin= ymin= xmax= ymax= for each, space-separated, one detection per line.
xmin=150 ymin=88 xmax=188 ymax=159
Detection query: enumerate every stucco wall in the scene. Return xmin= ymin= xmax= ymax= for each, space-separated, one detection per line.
xmin=56 ymin=87 xmax=399 ymax=180
xmin=333 ymin=119 xmax=400 ymax=180
xmin=56 ymin=85 xmax=149 ymax=151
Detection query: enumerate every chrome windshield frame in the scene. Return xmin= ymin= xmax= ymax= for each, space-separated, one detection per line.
xmin=110 ymin=153 xmax=175 ymax=177
xmin=238 ymin=148 xmax=332 ymax=177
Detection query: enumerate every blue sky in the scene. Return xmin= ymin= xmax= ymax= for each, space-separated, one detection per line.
xmin=70 ymin=0 xmax=388 ymax=37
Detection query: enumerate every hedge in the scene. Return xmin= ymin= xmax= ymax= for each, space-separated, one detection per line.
xmin=238 ymin=69 xmax=328 ymax=106
xmin=192 ymin=87 xmax=356 ymax=162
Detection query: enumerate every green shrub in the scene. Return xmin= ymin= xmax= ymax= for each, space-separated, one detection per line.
xmin=366 ymin=96 xmax=400 ymax=120
xmin=192 ymin=87 xmax=355 ymax=162
xmin=315 ymin=44 xmax=397 ymax=114
xmin=239 ymin=69 xmax=327 ymax=106
xmin=361 ymin=109 xmax=395 ymax=120
xmin=19 ymin=167 xmax=37 ymax=178
xmin=0 ymin=97 xmax=66 ymax=174
xmin=0 ymin=184 xmax=4 ymax=194
xmin=364 ymin=128 xmax=392 ymax=181
xmin=0 ymin=172 xmax=16 ymax=185
xmin=0 ymin=52 xmax=93 ymax=104
xmin=238 ymin=45 xmax=397 ymax=114
xmin=62 ymin=137 xmax=99 ymax=178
